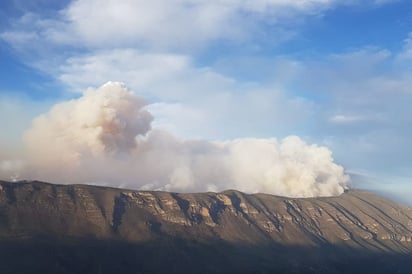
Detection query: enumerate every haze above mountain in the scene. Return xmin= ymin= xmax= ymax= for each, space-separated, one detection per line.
xmin=1 ymin=180 xmax=411 ymax=274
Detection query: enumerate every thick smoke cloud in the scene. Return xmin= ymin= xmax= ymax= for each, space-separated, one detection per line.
xmin=4 ymin=82 xmax=349 ymax=197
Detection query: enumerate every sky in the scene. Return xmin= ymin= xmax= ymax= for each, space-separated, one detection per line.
xmin=1 ymin=0 xmax=412 ymax=203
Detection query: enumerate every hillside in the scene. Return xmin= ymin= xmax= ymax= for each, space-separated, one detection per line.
xmin=0 ymin=180 xmax=411 ymax=273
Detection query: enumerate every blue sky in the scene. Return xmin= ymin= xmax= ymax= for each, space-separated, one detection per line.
xmin=1 ymin=0 xmax=412 ymax=203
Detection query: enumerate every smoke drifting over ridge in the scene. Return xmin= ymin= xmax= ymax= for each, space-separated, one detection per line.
xmin=1 ymin=82 xmax=349 ymax=197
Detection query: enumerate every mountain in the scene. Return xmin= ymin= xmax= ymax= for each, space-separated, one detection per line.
xmin=0 ymin=180 xmax=411 ymax=273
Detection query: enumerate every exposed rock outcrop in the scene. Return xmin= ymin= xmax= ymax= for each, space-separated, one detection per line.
xmin=0 ymin=180 xmax=411 ymax=273
xmin=1 ymin=180 xmax=412 ymax=249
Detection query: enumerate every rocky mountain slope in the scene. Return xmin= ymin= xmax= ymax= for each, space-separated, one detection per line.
xmin=0 ymin=180 xmax=411 ymax=273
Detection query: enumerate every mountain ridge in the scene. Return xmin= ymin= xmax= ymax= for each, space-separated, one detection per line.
xmin=0 ymin=180 xmax=411 ymax=273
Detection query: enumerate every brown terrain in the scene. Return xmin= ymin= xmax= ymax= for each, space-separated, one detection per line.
xmin=0 ymin=180 xmax=411 ymax=273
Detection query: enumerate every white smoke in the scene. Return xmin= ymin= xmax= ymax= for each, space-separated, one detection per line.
xmin=4 ymin=82 xmax=349 ymax=197
xmin=0 ymin=159 xmax=23 ymax=182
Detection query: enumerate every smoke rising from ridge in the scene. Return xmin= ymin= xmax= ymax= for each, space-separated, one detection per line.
xmin=3 ymin=82 xmax=349 ymax=197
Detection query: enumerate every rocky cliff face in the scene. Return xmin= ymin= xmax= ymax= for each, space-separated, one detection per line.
xmin=0 ymin=180 xmax=411 ymax=273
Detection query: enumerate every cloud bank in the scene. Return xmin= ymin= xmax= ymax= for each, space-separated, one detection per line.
xmin=1 ymin=82 xmax=349 ymax=197
xmin=1 ymin=0 xmax=337 ymax=51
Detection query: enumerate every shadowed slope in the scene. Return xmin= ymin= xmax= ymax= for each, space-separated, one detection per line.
xmin=0 ymin=181 xmax=411 ymax=273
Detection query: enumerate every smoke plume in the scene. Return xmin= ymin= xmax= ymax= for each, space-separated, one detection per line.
xmin=4 ymin=82 xmax=349 ymax=197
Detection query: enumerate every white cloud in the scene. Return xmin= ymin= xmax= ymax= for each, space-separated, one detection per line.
xmin=1 ymin=0 xmax=340 ymax=50
xmin=3 ymin=0 xmax=396 ymax=53
xmin=284 ymin=46 xmax=412 ymax=179
xmin=52 ymin=47 xmax=313 ymax=139
xmin=58 ymin=49 xmax=191 ymax=93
